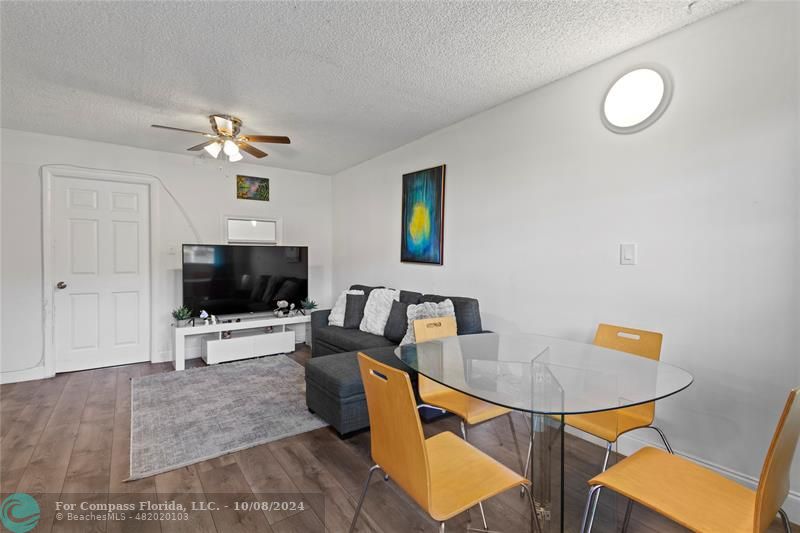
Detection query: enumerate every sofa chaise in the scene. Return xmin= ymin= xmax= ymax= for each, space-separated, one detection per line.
xmin=305 ymin=284 xmax=484 ymax=436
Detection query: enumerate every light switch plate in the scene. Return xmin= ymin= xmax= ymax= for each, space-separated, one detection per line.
xmin=620 ymin=243 xmax=637 ymax=265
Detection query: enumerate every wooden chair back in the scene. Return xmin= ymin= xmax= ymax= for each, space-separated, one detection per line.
xmin=754 ymin=388 xmax=800 ymax=532
xmin=357 ymin=352 xmax=431 ymax=513
xmin=594 ymin=323 xmax=663 ymax=361
xmin=593 ymin=324 xmax=664 ymax=425
xmin=413 ymin=317 xmax=458 ymax=398
xmin=413 ymin=316 xmax=458 ymax=343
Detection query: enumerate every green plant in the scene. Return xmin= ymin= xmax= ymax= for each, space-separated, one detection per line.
xmin=300 ymin=298 xmax=318 ymax=311
xmin=172 ymin=305 xmax=192 ymax=321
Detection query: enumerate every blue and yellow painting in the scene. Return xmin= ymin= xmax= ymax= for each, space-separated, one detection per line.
xmin=401 ymin=165 xmax=445 ymax=264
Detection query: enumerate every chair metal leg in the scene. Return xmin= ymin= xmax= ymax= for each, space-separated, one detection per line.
xmin=621 ymin=499 xmax=634 ymax=533
xmin=459 ymin=419 xmax=488 ymax=530
xmin=440 ymin=522 xmax=446 ymax=533
xmin=521 ymin=483 xmax=543 ymax=533
xmin=579 ymin=485 xmax=604 ymax=533
xmin=505 ymin=412 xmax=531 ymax=501
xmin=601 ymin=441 xmax=612 ymax=471
xmin=508 ymin=413 xmax=525 ymax=475
xmin=418 ymin=403 xmax=448 ymax=414
xmin=779 ymin=508 xmax=792 ymax=533
xmin=585 ymin=442 xmax=613 ymax=533
xmin=349 ymin=464 xmax=381 ymax=533
xmin=477 ymin=503 xmax=488 ymax=530
xmin=523 ymin=434 xmax=533 ymax=478
xmin=650 ymin=425 xmax=674 ymax=454
xmin=520 ymin=421 xmax=534 ymax=496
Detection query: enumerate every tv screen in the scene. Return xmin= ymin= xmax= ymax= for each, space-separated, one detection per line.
xmin=182 ymin=244 xmax=308 ymax=317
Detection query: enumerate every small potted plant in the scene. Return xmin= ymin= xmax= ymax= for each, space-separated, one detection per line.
xmin=172 ymin=305 xmax=192 ymax=327
xmin=300 ymin=298 xmax=318 ymax=315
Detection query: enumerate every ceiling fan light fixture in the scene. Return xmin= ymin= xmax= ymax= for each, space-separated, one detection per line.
xmin=212 ymin=115 xmax=240 ymax=137
xmin=203 ymin=141 xmax=222 ymax=158
xmin=223 ymin=139 xmax=240 ymax=157
xmin=151 ymin=115 xmax=289 ymax=160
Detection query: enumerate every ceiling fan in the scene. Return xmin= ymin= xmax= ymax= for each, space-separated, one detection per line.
xmin=151 ymin=114 xmax=290 ymax=162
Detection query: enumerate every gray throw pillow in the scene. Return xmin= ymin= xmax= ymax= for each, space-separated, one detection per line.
xmin=329 ymin=289 xmax=364 ymax=327
xmin=349 ymin=284 xmax=384 ymax=296
xmin=343 ymin=294 xmax=367 ymax=329
xmin=419 ymin=294 xmax=482 ymax=334
xmin=399 ymin=290 xmax=422 ymax=305
xmin=400 ymin=299 xmax=456 ymax=345
xmin=384 ymin=300 xmax=410 ymax=343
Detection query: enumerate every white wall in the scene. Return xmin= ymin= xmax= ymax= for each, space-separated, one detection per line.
xmin=332 ymin=0 xmax=800 ymax=515
xmin=1 ymin=129 xmax=333 ymax=381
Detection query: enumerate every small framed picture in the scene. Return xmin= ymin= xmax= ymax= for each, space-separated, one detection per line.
xmin=236 ymin=175 xmax=270 ymax=201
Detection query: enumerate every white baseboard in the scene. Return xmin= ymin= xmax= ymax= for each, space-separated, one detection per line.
xmin=0 ymin=365 xmax=49 ymax=384
xmin=569 ymin=427 xmax=800 ymax=524
xmin=151 ymin=350 xmax=201 ymax=364
xmin=151 ymin=350 xmax=171 ymax=364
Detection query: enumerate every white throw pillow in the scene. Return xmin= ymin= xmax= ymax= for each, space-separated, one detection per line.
xmin=400 ymin=299 xmax=456 ymax=345
xmin=359 ymin=288 xmax=400 ymax=336
xmin=328 ymin=289 xmax=364 ymax=327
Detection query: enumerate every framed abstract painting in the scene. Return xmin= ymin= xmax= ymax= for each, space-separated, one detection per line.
xmin=401 ymin=165 xmax=445 ymax=265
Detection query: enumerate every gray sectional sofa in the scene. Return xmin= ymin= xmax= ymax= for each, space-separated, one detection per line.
xmin=305 ymin=284 xmax=483 ymax=436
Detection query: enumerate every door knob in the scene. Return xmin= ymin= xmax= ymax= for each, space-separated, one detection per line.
xmin=56 ymin=281 xmax=67 ymax=289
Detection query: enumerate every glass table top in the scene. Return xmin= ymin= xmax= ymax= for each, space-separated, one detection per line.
xmin=395 ymin=332 xmax=693 ymax=415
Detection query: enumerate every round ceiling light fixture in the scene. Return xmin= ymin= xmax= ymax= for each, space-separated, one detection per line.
xmin=602 ymin=66 xmax=672 ymax=134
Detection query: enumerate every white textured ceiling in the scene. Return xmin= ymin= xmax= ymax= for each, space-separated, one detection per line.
xmin=1 ymin=0 xmax=740 ymax=174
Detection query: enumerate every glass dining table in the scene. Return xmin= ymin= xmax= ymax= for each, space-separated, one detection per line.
xmin=395 ymin=332 xmax=693 ymax=533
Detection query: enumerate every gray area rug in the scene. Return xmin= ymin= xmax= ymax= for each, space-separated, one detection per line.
xmin=129 ymin=356 xmax=326 ymax=480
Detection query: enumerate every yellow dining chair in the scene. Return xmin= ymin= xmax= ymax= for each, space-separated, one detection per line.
xmin=413 ymin=317 xmax=526 ymax=528
xmin=350 ymin=352 xmax=539 ymax=533
xmin=566 ymin=324 xmax=671 ymax=456
xmin=562 ymin=324 xmax=671 ymax=530
xmin=414 ymin=317 xmax=518 ymax=439
xmin=580 ymin=388 xmax=800 ymax=533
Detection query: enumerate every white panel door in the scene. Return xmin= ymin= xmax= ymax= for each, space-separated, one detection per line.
xmin=52 ymin=177 xmax=150 ymax=372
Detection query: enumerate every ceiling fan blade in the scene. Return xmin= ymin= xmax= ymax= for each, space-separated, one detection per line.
xmin=243 ymin=135 xmax=291 ymax=145
xmin=151 ymin=124 xmax=214 ymax=137
xmin=238 ymin=142 xmax=268 ymax=158
xmin=187 ymin=140 xmax=216 ymax=151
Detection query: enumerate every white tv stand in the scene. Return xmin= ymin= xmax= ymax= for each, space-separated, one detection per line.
xmin=172 ymin=314 xmax=311 ymax=370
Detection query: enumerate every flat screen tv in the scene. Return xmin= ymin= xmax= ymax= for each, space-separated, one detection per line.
xmin=182 ymin=244 xmax=308 ymax=317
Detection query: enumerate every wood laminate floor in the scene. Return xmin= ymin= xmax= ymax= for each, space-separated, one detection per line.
xmin=0 ymin=346 xmax=795 ymax=533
